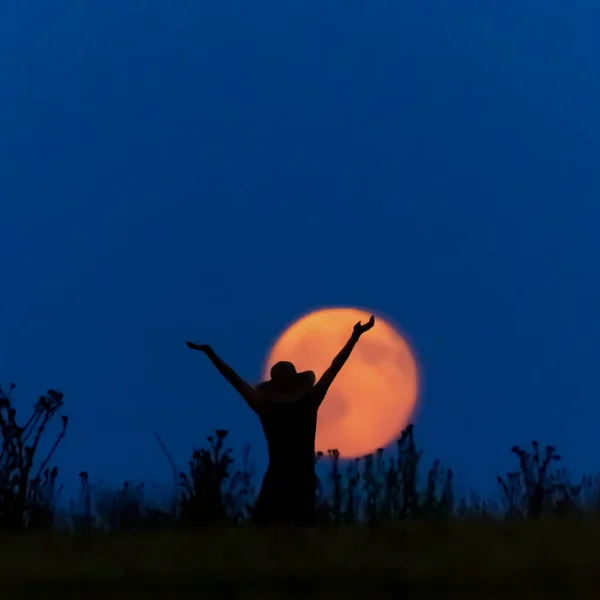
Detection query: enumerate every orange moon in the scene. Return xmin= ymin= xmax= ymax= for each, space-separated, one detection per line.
xmin=263 ymin=307 xmax=419 ymax=458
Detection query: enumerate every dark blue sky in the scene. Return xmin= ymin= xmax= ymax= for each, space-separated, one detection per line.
xmin=2 ymin=1 xmax=599 ymax=501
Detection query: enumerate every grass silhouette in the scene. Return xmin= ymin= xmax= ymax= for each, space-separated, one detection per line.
xmin=1 ymin=382 xmax=599 ymax=597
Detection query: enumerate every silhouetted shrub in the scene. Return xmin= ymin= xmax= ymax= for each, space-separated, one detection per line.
xmin=497 ymin=441 xmax=588 ymax=519
xmin=0 ymin=384 xmax=68 ymax=531
xmin=314 ymin=423 xmax=454 ymax=525
xmin=179 ymin=429 xmax=253 ymax=526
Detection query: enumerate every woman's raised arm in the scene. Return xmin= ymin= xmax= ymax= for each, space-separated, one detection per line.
xmin=186 ymin=341 xmax=266 ymax=413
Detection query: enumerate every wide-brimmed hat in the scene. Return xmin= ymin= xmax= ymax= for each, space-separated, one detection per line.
xmin=255 ymin=361 xmax=316 ymax=403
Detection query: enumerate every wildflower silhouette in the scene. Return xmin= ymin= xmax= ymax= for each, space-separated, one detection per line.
xmin=186 ymin=314 xmax=376 ymax=526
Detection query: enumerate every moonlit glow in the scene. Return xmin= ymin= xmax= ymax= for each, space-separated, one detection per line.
xmin=263 ymin=307 xmax=419 ymax=458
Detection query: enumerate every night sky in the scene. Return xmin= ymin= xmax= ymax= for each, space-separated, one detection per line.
xmin=2 ymin=1 xmax=600 ymax=502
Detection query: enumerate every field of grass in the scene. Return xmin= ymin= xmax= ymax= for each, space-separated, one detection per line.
xmin=2 ymin=386 xmax=600 ymax=598
xmin=2 ymin=517 xmax=600 ymax=598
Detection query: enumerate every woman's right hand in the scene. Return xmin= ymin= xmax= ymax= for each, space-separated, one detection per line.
xmin=353 ymin=315 xmax=375 ymax=336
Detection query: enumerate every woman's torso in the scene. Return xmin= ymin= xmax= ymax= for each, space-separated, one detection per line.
xmin=258 ymin=397 xmax=318 ymax=477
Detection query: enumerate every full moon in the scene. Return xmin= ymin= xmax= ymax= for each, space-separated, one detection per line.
xmin=263 ymin=307 xmax=419 ymax=458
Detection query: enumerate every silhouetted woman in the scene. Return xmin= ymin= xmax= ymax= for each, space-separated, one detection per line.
xmin=185 ymin=315 xmax=375 ymax=526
